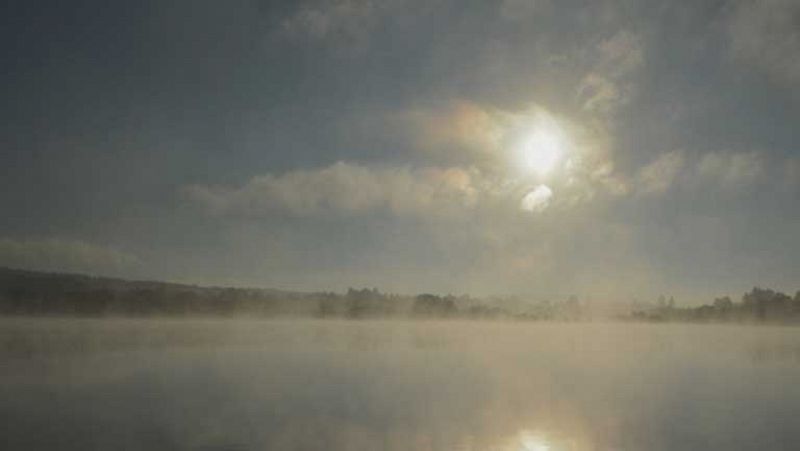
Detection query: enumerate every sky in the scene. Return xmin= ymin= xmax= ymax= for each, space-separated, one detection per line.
xmin=1 ymin=0 xmax=799 ymax=303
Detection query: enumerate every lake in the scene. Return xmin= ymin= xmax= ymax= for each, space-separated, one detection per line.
xmin=1 ymin=318 xmax=799 ymax=450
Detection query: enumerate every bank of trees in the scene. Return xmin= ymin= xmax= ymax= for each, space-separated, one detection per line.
xmin=629 ymin=287 xmax=800 ymax=323
xmin=0 ymin=267 xmax=318 ymax=317
xmin=4 ymin=267 xmax=797 ymax=324
xmin=0 ymin=267 xmax=589 ymax=320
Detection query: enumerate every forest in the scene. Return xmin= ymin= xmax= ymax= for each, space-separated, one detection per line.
xmin=1 ymin=267 xmax=798 ymax=323
xmin=628 ymin=288 xmax=800 ymax=324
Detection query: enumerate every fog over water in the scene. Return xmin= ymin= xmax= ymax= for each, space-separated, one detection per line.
xmin=2 ymin=319 xmax=799 ymax=450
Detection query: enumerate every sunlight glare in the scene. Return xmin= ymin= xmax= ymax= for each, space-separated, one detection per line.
xmin=521 ymin=120 xmax=566 ymax=176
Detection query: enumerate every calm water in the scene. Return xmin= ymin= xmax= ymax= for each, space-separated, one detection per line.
xmin=1 ymin=318 xmax=799 ymax=450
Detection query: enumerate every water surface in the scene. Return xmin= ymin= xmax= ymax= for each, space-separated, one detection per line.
xmin=1 ymin=318 xmax=798 ymax=450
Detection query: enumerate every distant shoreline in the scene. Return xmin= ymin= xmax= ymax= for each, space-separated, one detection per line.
xmin=1 ymin=267 xmax=798 ymax=324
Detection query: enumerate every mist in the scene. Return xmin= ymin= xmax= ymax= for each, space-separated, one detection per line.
xmin=3 ymin=318 xmax=800 ymax=450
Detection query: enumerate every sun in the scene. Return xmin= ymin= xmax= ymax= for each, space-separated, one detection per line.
xmin=521 ymin=120 xmax=567 ymax=176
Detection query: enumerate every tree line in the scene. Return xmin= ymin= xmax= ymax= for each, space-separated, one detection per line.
xmin=628 ymin=288 xmax=800 ymax=324
xmin=2 ymin=267 xmax=798 ymax=323
xmin=0 ymin=267 xmax=584 ymax=320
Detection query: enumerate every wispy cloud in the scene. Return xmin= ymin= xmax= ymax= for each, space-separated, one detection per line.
xmin=633 ymin=150 xmax=769 ymax=196
xmin=635 ymin=150 xmax=685 ymax=195
xmin=696 ymin=151 xmax=764 ymax=186
xmin=279 ymin=0 xmax=387 ymax=52
xmin=183 ymin=162 xmax=480 ymax=218
xmin=578 ymin=30 xmax=644 ymax=114
xmin=397 ymin=101 xmax=505 ymax=167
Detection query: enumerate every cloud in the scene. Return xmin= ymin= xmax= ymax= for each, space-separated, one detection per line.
xmin=597 ymin=30 xmax=645 ymax=77
xmin=183 ymin=162 xmax=480 ymax=218
xmin=520 ymin=184 xmax=553 ymax=213
xmin=696 ymin=151 xmax=764 ymax=186
xmin=727 ymin=0 xmax=800 ymax=86
xmin=398 ymin=101 xmax=505 ymax=166
xmin=279 ymin=0 xmax=386 ymax=51
xmin=635 ymin=150 xmax=685 ymax=195
xmin=632 ymin=150 xmax=771 ymax=197
xmin=0 ymin=238 xmax=140 ymax=274
xmin=577 ymin=74 xmax=623 ymax=114
xmin=578 ymin=30 xmax=644 ymax=114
